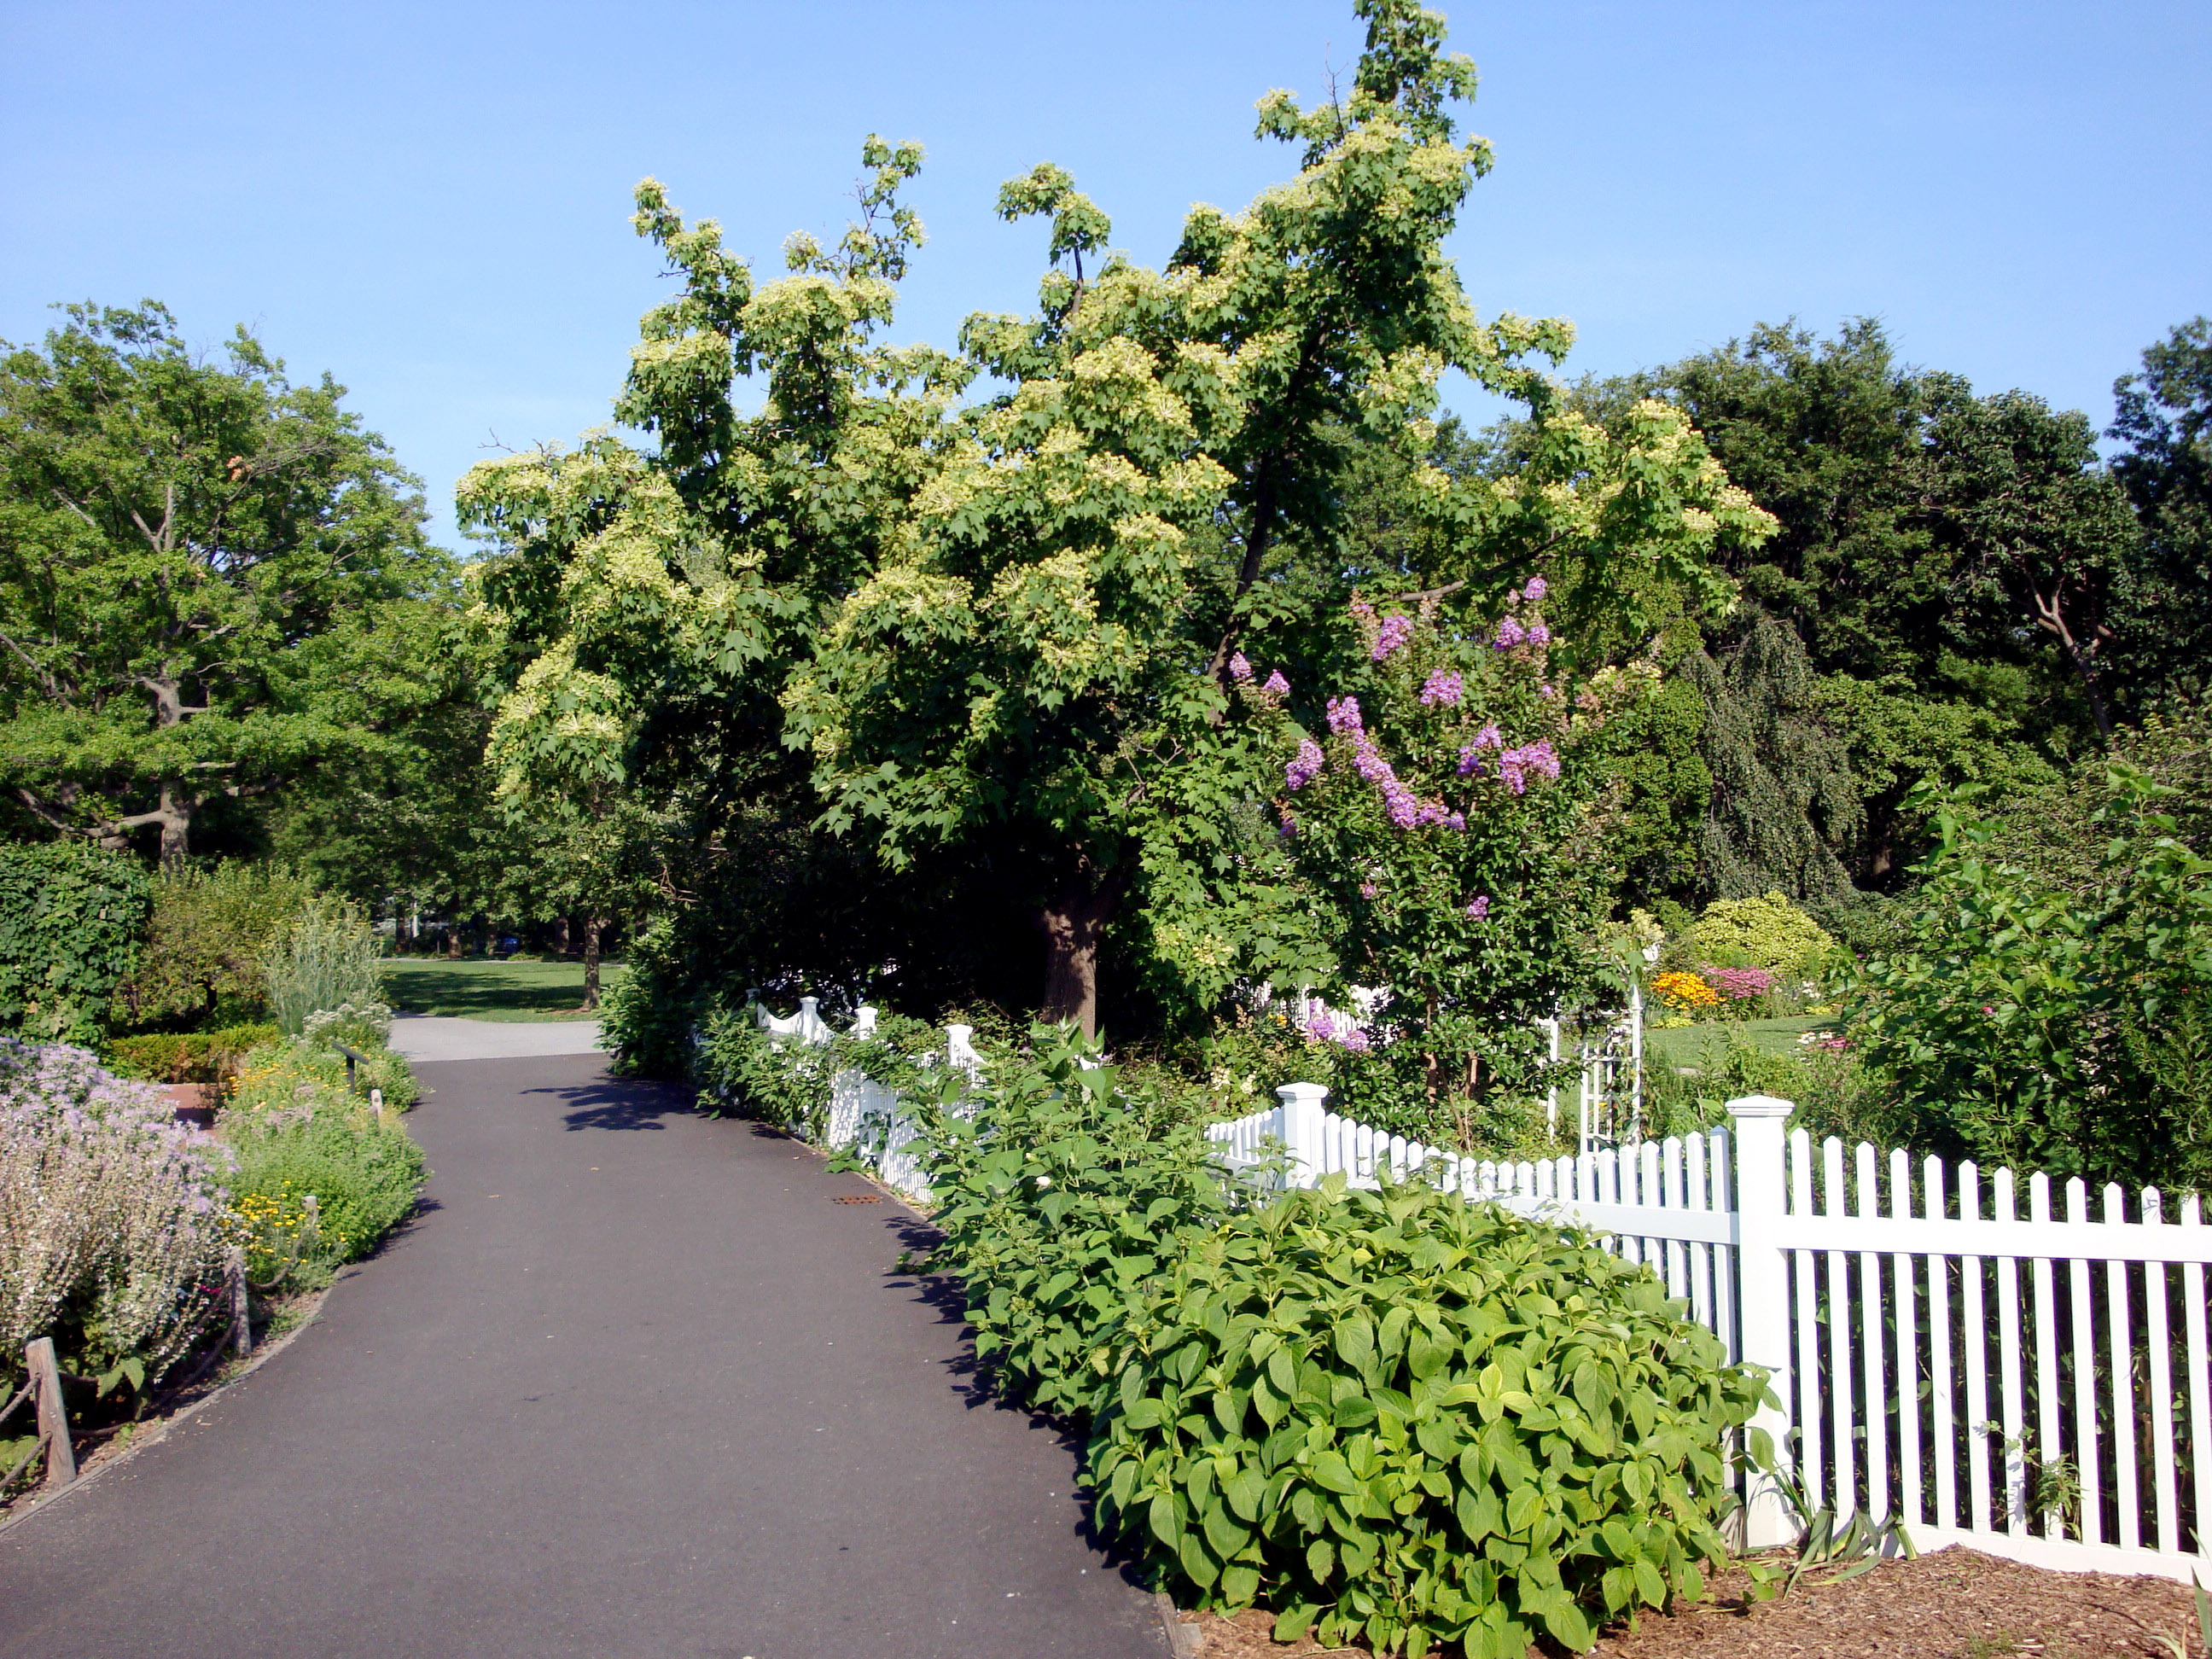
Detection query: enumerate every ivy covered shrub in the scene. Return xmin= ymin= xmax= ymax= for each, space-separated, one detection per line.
xmin=913 ymin=1024 xmax=1234 ymax=1423
xmin=0 ymin=841 xmax=153 ymax=1045
xmin=1089 ymin=1181 xmax=1763 ymax=1658
xmin=599 ymin=917 xmax=708 ymax=1080
xmin=109 ymin=861 xmax=316 ymax=1033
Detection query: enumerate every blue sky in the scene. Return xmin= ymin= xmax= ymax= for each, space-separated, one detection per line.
xmin=3 ymin=1 xmax=2206 ymax=548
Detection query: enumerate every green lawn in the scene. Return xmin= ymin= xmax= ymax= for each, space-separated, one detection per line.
xmin=1644 ymin=1014 xmax=1831 ymax=1070
xmin=382 ymin=957 xmax=627 ymax=1022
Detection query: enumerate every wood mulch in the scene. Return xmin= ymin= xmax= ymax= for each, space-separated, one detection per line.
xmin=1177 ymin=1547 xmax=2203 ymax=1658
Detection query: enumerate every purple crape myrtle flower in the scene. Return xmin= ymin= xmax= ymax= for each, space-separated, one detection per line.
xmin=1228 ymin=651 xmax=1254 ymax=682
xmin=1353 ymin=735 xmax=1394 ymax=783
xmin=1285 ymin=736 xmax=1324 ymax=790
xmin=1261 ymin=669 xmax=1290 ymax=696
xmin=1494 ymin=740 xmax=1562 ymax=796
xmin=1523 ymin=575 xmax=1547 ymax=602
xmin=1381 ymin=779 xmax=1422 ymax=828
xmin=1325 ymin=695 xmax=1363 ymax=735
xmin=1464 ymin=894 xmax=1491 ymax=920
xmin=1445 ymin=811 xmax=1466 ymax=831
xmin=1419 ymin=668 xmax=1464 ymax=707
xmin=1527 ymin=623 xmax=1551 ymax=648
xmin=1359 ymin=880 xmax=1380 ymax=899
xmin=1493 ymin=615 xmax=1527 ymax=651
xmin=1339 ymin=1027 xmax=1373 ymax=1053
xmin=1278 ymin=808 xmax=1298 ymax=838
xmin=1372 ymin=614 xmax=1414 ymax=661
xmin=1457 ymin=723 xmax=1503 ymax=775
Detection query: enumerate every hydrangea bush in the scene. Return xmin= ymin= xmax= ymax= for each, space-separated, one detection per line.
xmin=0 ymin=1040 xmax=233 ymax=1390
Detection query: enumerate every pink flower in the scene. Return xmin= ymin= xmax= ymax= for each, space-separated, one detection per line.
xmin=1465 ymin=895 xmax=1490 ymax=920
xmin=1523 ymin=575 xmax=1547 ymax=602
xmin=1228 ymin=651 xmax=1253 ymax=682
xmin=1261 ymin=669 xmax=1290 ymax=696
xmin=1285 ymin=737 xmax=1324 ymax=790
xmin=1325 ymin=696 xmax=1363 ymax=735
xmin=1359 ymin=881 xmax=1379 ymax=899
xmin=1493 ymin=616 xmax=1527 ymax=651
xmin=1372 ymin=614 xmax=1414 ymax=661
xmin=1528 ymin=623 xmax=1551 ymax=647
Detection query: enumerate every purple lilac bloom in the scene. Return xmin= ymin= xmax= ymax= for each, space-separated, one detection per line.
xmin=1523 ymin=575 xmax=1547 ymax=602
xmin=1493 ymin=615 xmax=1527 ymax=651
xmin=1419 ymin=668 xmax=1463 ymax=707
xmin=1372 ymin=614 xmax=1414 ymax=661
xmin=1465 ymin=895 xmax=1491 ymax=920
xmin=1285 ymin=737 xmax=1324 ymax=790
xmin=1228 ymin=651 xmax=1253 ymax=682
xmin=1261 ymin=669 xmax=1290 ymax=696
xmin=1325 ymin=696 xmax=1363 ymax=735
xmin=1527 ymin=622 xmax=1551 ymax=648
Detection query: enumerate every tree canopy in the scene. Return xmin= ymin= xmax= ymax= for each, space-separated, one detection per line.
xmin=0 ymin=301 xmax=457 ymax=864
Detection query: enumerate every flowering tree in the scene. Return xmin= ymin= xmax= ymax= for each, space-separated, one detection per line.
xmin=1257 ymin=585 xmax=1639 ymax=1144
xmin=464 ymin=1 xmax=1775 ymax=1038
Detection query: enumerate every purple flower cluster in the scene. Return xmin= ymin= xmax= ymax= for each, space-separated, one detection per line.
xmin=1285 ymin=736 xmax=1324 ymax=790
xmin=1419 ymin=669 xmax=1463 ymax=707
xmin=1229 ymin=651 xmax=1253 ymax=682
xmin=1359 ymin=880 xmax=1380 ymax=899
xmin=1494 ymin=740 xmax=1561 ymax=795
xmin=1524 ymin=575 xmax=1547 ymax=602
xmin=1707 ymin=965 xmax=1778 ymax=1001
xmin=1261 ymin=669 xmax=1290 ymax=697
xmin=1372 ymin=614 xmax=1413 ymax=661
xmin=1325 ymin=696 xmax=1363 ymax=735
xmin=1352 ymin=735 xmax=1393 ymax=783
xmin=1493 ymin=616 xmax=1526 ymax=651
xmin=1528 ymin=622 xmax=1551 ymax=647
xmin=1457 ymin=724 xmax=1503 ymax=774
xmin=1303 ymin=1010 xmax=1371 ymax=1051
xmin=1464 ymin=894 xmax=1490 ymax=920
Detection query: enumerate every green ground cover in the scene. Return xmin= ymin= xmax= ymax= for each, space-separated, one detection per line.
xmin=1645 ymin=1014 xmax=1828 ymax=1070
xmin=382 ymin=958 xmax=626 ymax=1022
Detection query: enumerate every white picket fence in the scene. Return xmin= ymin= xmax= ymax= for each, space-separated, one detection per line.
xmin=743 ymin=998 xmax=977 ymax=1202
xmin=1208 ymin=1084 xmax=2212 ymax=1583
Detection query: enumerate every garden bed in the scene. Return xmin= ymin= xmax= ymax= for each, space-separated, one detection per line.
xmin=1175 ymin=1548 xmax=2201 ymax=1657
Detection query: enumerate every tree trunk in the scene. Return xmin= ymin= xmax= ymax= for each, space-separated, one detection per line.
xmin=581 ymin=916 xmax=605 ymax=1011
xmin=550 ymin=915 xmax=571 ymax=957
xmin=446 ymin=923 xmax=463 ymax=959
xmin=1038 ymin=876 xmax=1125 ymax=1039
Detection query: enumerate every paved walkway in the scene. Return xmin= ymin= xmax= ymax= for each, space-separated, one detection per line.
xmin=387 ymin=1011 xmax=605 ymax=1062
xmin=0 ymin=1055 xmax=1167 ymax=1659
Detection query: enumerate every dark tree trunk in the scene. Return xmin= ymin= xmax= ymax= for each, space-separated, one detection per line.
xmin=1037 ymin=874 xmax=1126 ymax=1039
xmin=550 ymin=915 xmax=571 ymax=957
xmin=446 ymin=923 xmax=463 ymax=959
xmin=581 ymin=915 xmax=605 ymax=1011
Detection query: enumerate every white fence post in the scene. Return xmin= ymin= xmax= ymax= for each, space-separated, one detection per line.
xmin=1728 ymin=1093 xmax=1797 ymax=1547
xmin=1278 ymin=1082 xmax=1328 ymax=1188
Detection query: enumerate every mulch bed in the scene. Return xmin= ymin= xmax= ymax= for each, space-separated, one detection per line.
xmin=1178 ymin=1548 xmax=2203 ymax=1658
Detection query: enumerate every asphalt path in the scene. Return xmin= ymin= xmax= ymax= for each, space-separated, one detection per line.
xmin=0 ymin=1054 xmax=1169 ymax=1659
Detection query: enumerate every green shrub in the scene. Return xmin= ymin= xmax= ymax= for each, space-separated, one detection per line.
xmin=1668 ymin=891 xmax=1837 ymax=983
xmin=0 ymin=841 xmax=153 ymax=1045
xmin=598 ymin=917 xmax=707 ymax=1079
xmin=105 ymin=1023 xmax=281 ymax=1085
xmin=1846 ymin=770 xmax=2212 ymax=1190
xmin=697 ymin=996 xmax=952 ymax=1135
xmin=110 ymin=861 xmax=316 ymax=1031
xmin=912 ymin=1024 xmax=1231 ymax=1422
xmin=221 ymin=1044 xmax=425 ymax=1261
xmin=1091 ymin=1180 xmax=1763 ymax=1657
xmin=261 ymin=901 xmax=386 ymax=1038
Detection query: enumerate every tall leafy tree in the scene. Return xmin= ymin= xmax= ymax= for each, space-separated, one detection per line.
xmin=0 ymin=302 xmax=456 ymax=863
xmin=466 ymin=2 xmax=1772 ymax=1035
xmin=2110 ymin=316 xmax=2212 ymax=709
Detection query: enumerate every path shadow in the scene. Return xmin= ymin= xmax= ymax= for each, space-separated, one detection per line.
xmin=523 ymin=1076 xmax=695 ymax=1132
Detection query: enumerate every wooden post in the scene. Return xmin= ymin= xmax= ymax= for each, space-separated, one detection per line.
xmin=301 ymin=1193 xmax=321 ymax=1254
xmin=229 ymin=1244 xmax=253 ymax=1358
xmin=26 ymin=1336 xmax=74 ymax=1488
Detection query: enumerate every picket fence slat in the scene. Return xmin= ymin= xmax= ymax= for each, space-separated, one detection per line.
xmin=1894 ymin=1147 xmax=1924 ymax=1530
xmin=1927 ymin=1155 xmax=1959 ymax=1533
xmin=1858 ymin=1141 xmax=1889 ymax=1525
xmin=2147 ymin=1190 xmax=2179 ymax=1553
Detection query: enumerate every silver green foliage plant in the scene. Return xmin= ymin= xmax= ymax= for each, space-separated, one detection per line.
xmin=0 ymin=1040 xmax=232 ymax=1392
xmin=260 ymin=901 xmax=387 ymax=1039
